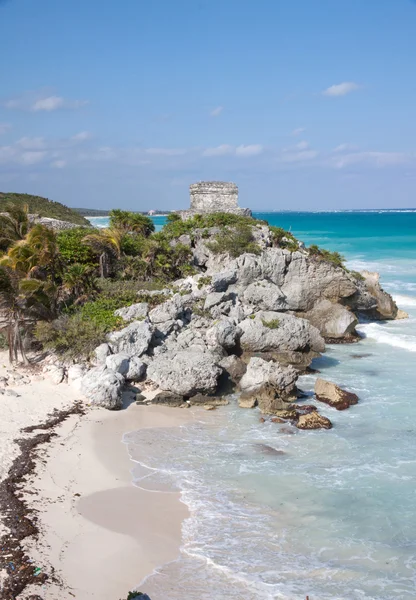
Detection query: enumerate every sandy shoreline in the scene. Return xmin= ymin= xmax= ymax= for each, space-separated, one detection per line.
xmin=0 ymin=354 xmax=193 ymax=600
xmin=23 ymin=403 xmax=193 ymax=600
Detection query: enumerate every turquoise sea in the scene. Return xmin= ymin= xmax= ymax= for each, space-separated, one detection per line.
xmin=94 ymin=212 xmax=416 ymax=599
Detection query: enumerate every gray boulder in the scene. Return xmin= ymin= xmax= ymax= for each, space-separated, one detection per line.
xmin=106 ymin=352 xmax=130 ymax=376
xmin=304 ymin=300 xmax=358 ymax=339
xmin=149 ymin=294 xmax=186 ymax=324
xmin=67 ymin=364 xmax=86 ymax=391
xmin=94 ymin=343 xmax=112 ymax=365
xmin=46 ymin=365 xmax=65 ymax=385
xmin=81 ymin=366 xmax=124 ymax=410
xmin=204 ymin=292 xmax=226 ymax=311
xmin=211 ymin=269 xmax=237 ymax=292
xmin=206 ymin=319 xmax=241 ymax=349
xmin=243 ymin=280 xmax=287 ymax=311
xmin=125 ymin=357 xmax=146 ymax=381
xmin=239 ymin=312 xmax=325 ymax=354
xmin=147 ymin=350 xmax=222 ymax=396
xmin=349 ymin=271 xmax=398 ymax=320
xmin=108 ymin=320 xmax=153 ymax=357
xmin=219 ymin=355 xmax=247 ymax=383
xmin=240 ymin=357 xmax=298 ymax=398
xmin=114 ymin=302 xmax=148 ymax=322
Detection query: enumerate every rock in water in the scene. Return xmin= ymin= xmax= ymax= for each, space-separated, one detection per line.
xmin=297 ymin=412 xmax=333 ymax=430
xmin=147 ymin=350 xmax=222 ymax=396
xmin=239 ymin=357 xmax=298 ymax=413
xmin=314 ymin=378 xmax=359 ymax=410
xmin=81 ymin=366 xmax=124 ymax=410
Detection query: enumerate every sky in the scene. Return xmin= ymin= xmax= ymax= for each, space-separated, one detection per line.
xmin=1 ymin=0 xmax=416 ymax=211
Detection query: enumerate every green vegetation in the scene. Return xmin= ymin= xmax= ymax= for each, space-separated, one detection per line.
xmin=197 ymin=275 xmax=212 ymax=289
xmin=163 ymin=211 xmax=259 ymax=240
xmin=261 ymin=317 xmax=280 ymax=329
xmin=349 ymin=270 xmax=365 ymax=281
xmin=57 ymin=227 xmax=97 ymax=265
xmin=0 ymin=193 xmax=89 ymax=226
xmin=269 ymin=226 xmax=299 ymax=252
xmin=308 ymin=244 xmax=345 ymax=268
xmin=206 ymin=223 xmax=261 ymax=258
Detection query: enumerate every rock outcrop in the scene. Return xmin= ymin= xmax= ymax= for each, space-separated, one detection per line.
xmin=81 ymin=366 xmax=124 ymax=410
xmin=314 ymin=378 xmax=359 ymax=410
xmin=297 ymin=412 xmax=333 ymax=430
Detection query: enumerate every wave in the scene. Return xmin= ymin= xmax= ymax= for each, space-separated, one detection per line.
xmin=358 ymin=323 xmax=416 ymax=352
xmin=393 ymin=294 xmax=416 ymax=308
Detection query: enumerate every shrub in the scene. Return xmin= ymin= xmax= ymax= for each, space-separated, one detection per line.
xmin=308 ymin=245 xmax=345 ymax=268
xmin=261 ymin=317 xmax=280 ymax=329
xmin=269 ymin=226 xmax=298 ymax=252
xmin=162 ymin=212 xmax=259 ymax=240
xmin=109 ymin=209 xmax=155 ymax=237
xmin=197 ymin=275 xmax=212 ymax=289
xmin=206 ymin=224 xmax=261 ymax=258
xmin=349 ymin=270 xmax=365 ymax=281
xmin=57 ymin=227 xmax=98 ymax=265
xmin=35 ymin=315 xmax=108 ymax=359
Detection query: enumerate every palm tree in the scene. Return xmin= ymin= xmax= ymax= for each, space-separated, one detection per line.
xmin=109 ymin=209 xmax=155 ymax=237
xmin=0 ymin=224 xmax=61 ymax=280
xmin=0 ymin=266 xmax=59 ymax=364
xmin=82 ymin=227 xmax=123 ymax=278
xmin=0 ymin=202 xmax=30 ymax=251
xmin=63 ymin=263 xmax=95 ymax=298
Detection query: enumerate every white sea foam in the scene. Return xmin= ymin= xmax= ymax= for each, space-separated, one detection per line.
xmin=358 ymin=323 xmax=416 ymax=352
xmin=393 ymin=294 xmax=416 ymax=307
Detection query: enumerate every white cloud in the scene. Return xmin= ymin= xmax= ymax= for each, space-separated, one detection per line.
xmin=0 ymin=123 xmax=11 ymax=135
xmin=210 ymin=106 xmax=224 ymax=117
xmin=291 ymin=127 xmax=305 ymax=136
xmin=145 ymin=147 xmax=188 ymax=156
xmin=4 ymin=90 xmax=88 ymax=112
xmin=32 ymin=96 xmax=65 ymax=111
xmin=322 ymin=82 xmax=360 ymax=97
xmin=203 ymin=144 xmax=233 ymax=157
xmin=235 ymin=144 xmax=264 ymax=157
xmin=333 ymin=143 xmax=358 ymax=153
xmin=16 ymin=137 xmax=46 ymax=150
xmin=203 ymin=144 xmax=264 ymax=158
xmin=332 ymin=151 xmax=412 ymax=169
xmin=281 ymin=150 xmax=319 ymax=163
xmin=71 ymin=131 xmax=92 ymax=142
xmin=295 ymin=141 xmax=309 ymax=150
xmin=51 ymin=160 xmax=67 ymax=169
xmin=19 ymin=151 xmax=47 ymax=165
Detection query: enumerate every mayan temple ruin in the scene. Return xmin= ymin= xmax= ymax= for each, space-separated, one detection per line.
xmin=178 ymin=181 xmax=252 ymax=219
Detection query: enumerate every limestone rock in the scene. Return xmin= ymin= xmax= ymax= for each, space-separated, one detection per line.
xmin=149 ymin=294 xmax=186 ymax=324
xmin=219 ymin=355 xmax=247 ymax=383
xmin=211 ymin=269 xmax=237 ymax=292
xmin=46 ymin=365 xmax=65 ymax=385
xmin=238 ymin=395 xmax=258 ymax=409
xmin=81 ymin=366 xmax=124 ymax=410
xmin=108 ymin=320 xmax=153 ymax=357
xmin=297 ymin=412 xmax=333 ymax=430
xmin=114 ymin=302 xmax=148 ymax=322
xmin=239 ymin=312 xmax=325 ymax=355
xmin=151 ymin=391 xmax=187 ymax=407
xmin=314 ymin=378 xmax=359 ymax=410
xmin=360 ymin=271 xmax=398 ymax=319
xmin=188 ymin=393 xmax=229 ymax=407
xmin=204 ymin=292 xmax=226 ymax=311
xmin=304 ymin=300 xmax=358 ymax=340
xmin=94 ymin=343 xmax=112 ymax=365
xmin=125 ymin=357 xmax=146 ymax=381
xmin=240 ymin=356 xmax=298 ymax=400
xmin=106 ymin=352 xmax=130 ymax=376
xmin=206 ymin=319 xmax=241 ymax=349
xmin=67 ymin=364 xmax=86 ymax=391
xmin=243 ymin=280 xmax=287 ymax=311
xmin=147 ymin=350 xmax=222 ymax=396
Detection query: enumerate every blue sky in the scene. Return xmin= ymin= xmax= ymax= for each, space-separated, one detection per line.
xmin=1 ymin=0 xmax=416 ymax=211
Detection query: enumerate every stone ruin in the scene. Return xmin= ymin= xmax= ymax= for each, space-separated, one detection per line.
xmin=178 ymin=181 xmax=252 ymax=220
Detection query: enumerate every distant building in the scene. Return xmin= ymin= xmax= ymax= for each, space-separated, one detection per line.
xmin=178 ymin=181 xmax=251 ymax=220
xmin=148 ymin=209 xmax=156 ymax=215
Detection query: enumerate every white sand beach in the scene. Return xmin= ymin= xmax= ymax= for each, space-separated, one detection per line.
xmin=0 ymin=354 xmax=192 ymax=600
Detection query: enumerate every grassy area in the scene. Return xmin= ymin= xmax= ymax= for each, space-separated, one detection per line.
xmin=0 ymin=193 xmax=89 ymax=226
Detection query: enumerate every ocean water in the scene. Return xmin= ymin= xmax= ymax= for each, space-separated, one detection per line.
xmin=119 ymin=210 xmax=416 ymax=600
